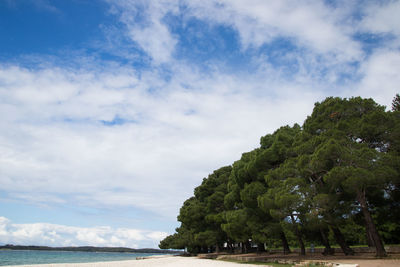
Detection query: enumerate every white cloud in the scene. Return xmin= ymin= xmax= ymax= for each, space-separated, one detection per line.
xmin=107 ymin=0 xmax=363 ymax=65
xmin=0 ymin=217 xmax=167 ymax=248
xmin=188 ymin=0 xmax=361 ymax=61
xmin=108 ymin=0 xmax=179 ymax=64
xmin=0 ymin=59 xmax=324 ymax=220
xmin=357 ymin=0 xmax=400 ymax=54
xmin=353 ymin=49 xmax=400 ymax=106
xmin=360 ymin=1 xmax=400 ymax=37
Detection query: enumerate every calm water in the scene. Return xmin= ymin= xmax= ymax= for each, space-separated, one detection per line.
xmin=0 ymin=250 xmax=160 ymax=266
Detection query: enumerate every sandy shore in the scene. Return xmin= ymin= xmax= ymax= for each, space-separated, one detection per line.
xmin=3 ymin=255 xmax=400 ymax=267
xmin=1 ymin=255 xmax=262 ymax=267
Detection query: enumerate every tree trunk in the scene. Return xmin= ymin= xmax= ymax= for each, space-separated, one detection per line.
xmin=331 ymin=226 xmax=354 ymax=255
xmin=291 ymin=214 xmax=306 ymax=255
xmin=244 ymin=240 xmax=251 ymax=253
xmin=280 ymin=231 xmax=291 ymax=254
xmin=227 ymin=242 xmax=233 ymax=253
xmin=320 ymin=228 xmax=335 ymax=255
xmin=365 ymin=221 xmax=375 ymax=248
xmin=357 ymin=190 xmax=387 ymax=257
xmin=196 ymin=246 xmax=202 ymax=254
xmin=257 ymin=243 xmax=266 ymax=253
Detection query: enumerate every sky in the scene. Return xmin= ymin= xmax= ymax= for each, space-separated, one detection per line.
xmin=0 ymin=0 xmax=399 ymax=249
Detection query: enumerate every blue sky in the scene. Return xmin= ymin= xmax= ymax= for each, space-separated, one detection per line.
xmin=0 ymin=0 xmax=399 ymax=248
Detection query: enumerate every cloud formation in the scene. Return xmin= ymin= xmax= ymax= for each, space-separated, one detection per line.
xmin=109 ymin=0 xmax=179 ymax=64
xmin=187 ymin=0 xmax=361 ymax=59
xmin=0 ymin=217 xmax=166 ymax=248
xmin=360 ymin=1 xmax=400 ymax=38
xmin=0 ymin=60 xmax=320 ymax=220
xmin=110 ymin=0 xmax=365 ymax=64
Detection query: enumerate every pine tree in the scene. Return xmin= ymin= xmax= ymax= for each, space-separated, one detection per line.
xmin=392 ymin=94 xmax=400 ymax=111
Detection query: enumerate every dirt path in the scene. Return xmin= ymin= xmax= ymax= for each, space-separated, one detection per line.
xmin=206 ymin=252 xmax=400 ymax=267
xmin=326 ymin=259 xmax=400 ymax=267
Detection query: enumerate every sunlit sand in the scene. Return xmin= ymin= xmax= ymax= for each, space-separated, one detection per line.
xmin=3 ymin=255 xmax=400 ymax=267
xmin=1 ymin=255 xmax=260 ymax=267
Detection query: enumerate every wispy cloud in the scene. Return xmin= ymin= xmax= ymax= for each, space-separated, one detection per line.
xmin=31 ymin=0 xmax=60 ymax=14
xmin=2 ymin=0 xmax=60 ymax=14
xmin=360 ymin=1 xmax=400 ymax=38
xmin=354 ymin=49 xmax=400 ymax=105
xmin=108 ymin=0 xmax=180 ymax=64
xmin=184 ymin=0 xmax=362 ymax=60
xmin=105 ymin=0 xmax=372 ymax=85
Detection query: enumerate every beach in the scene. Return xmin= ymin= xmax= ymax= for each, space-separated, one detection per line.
xmin=0 ymin=256 xmax=260 ymax=267
xmin=2 ymin=255 xmax=400 ymax=267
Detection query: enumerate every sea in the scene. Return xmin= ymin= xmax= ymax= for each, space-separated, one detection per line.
xmin=0 ymin=250 xmax=161 ymax=266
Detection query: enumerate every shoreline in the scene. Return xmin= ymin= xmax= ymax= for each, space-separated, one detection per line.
xmin=0 ymin=250 xmax=175 ymax=266
xmin=0 ymin=255 xmax=261 ymax=267
xmin=1 ymin=255 xmax=400 ymax=267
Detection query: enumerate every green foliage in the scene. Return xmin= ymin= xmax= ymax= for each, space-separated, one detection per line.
xmin=241 ymin=182 xmax=267 ymax=209
xmin=159 ymin=96 xmax=400 ymax=254
xmin=221 ymin=209 xmax=251 ymax=242
xmin=392 ymin=94 xmax=400 ymax=112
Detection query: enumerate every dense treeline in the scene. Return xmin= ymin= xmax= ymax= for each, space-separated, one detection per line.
xmin=159 ymin=96 xmax=400 ymax=257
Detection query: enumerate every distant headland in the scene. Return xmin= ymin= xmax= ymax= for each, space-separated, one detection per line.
xmin=0 ymin=244 xmax=180 ymax=254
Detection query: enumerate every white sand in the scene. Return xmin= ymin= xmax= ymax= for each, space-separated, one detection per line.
xmin=5 ymin=256 xmax=400 ymax=267
xmin=1 ymin=255 xmax=264 ymax=267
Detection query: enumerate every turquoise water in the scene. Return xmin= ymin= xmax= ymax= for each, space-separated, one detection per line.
xmin=0 ymin=250 xmax=159 ymax=266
